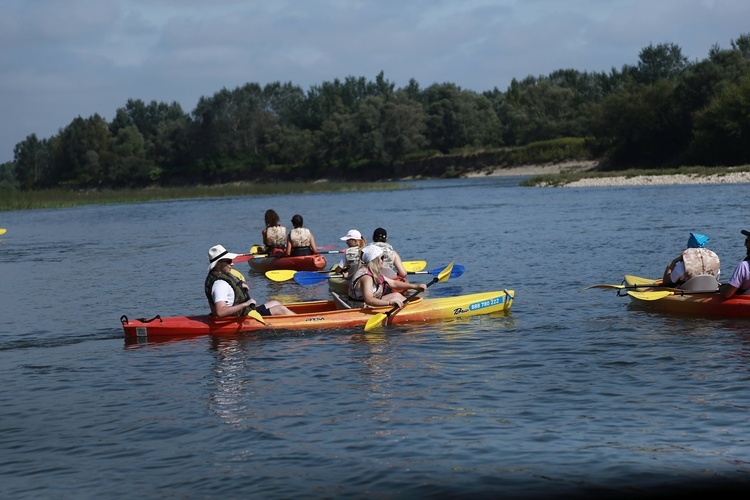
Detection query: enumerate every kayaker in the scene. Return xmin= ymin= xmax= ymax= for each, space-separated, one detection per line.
xmin=331 ymin=229 xmax=367 ymax=278
xmin=286 ymin=214 xmax=319 ymax=256
xmin=720 ymin=230 xmax=750 ymax=298
xmin=371 ymin=227 xmax=408 ymax=278
xmin=348 ymin=245 xmax=427 ymax=308
xmin=205 ymin=244 xmax=294 ymax=317
xmin=662 ymin=232 xmax=720 ymax=287
xmin=262 ymin=209 xmax=287 ymax=257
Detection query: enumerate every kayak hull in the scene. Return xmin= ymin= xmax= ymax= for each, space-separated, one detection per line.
xmin=248 ymin=254 xmax=327 ymax=272
xmin=624 ymin=275 xmax=750 ymax=317
xmin=121 ymin=290 xmax=515 ymax=339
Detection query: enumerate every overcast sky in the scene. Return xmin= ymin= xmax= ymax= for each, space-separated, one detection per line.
xmin=1 ymin=0 xmax=748 ymax=163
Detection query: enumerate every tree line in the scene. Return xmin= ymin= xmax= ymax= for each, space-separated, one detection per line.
xmin=2 ymin=33 xmax=750 ymax=190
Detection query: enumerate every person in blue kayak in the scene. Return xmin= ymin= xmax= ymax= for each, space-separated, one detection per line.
xmin=262 ymin=209 xmax=287 ymax=257
xmin=331 ymin=229 xmax=366 ymax=278
xmin=286 ymin=214 xmax=319 ymax=256
xmin=348 ymin=244 xmax=426 ymax=308
xmin=662 ymin=232 xmax=720 ymax=287
xmin=205 ymin=244 xmax=294 ymax=317
xmin=371 ymin=227 xmax=408 ymax=278
xmin=720 ymin=230 xmax=750 ymax=298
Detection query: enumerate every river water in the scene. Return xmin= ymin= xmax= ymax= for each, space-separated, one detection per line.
xmin=2 ymin=177 xmax=750 ymax=498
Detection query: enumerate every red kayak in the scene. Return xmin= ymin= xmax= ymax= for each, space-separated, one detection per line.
xmin=248 ymin=254 xmax=327 ymax=272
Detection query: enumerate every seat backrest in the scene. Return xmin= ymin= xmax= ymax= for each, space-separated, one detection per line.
xmin=680 ymin=274 xmax=719 ymax=292
xmin=331 ymin=291 xmax=352 ymax=310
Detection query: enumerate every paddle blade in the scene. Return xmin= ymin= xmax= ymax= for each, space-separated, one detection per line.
xmin=294 ymin=271 xmax=335 ymax=285
xmin=248 ymin=308 xmax=266 ymax=324
xmin=0 ymin=228 xmax=6 ymax=235
xmin=627 ymin=290 xmax=673 ymax=301
xmin=265 ymin=270 xmax=297 ymax=282
xmin=364 ymin=312 xmax=388 ymax=332
xmin=233 ymin=253 xmax=267 ymax=263
xmin=402 ymin=260 xmax=427 ymax=272
xmin=436 ymin=262 xmax=454 ymax=282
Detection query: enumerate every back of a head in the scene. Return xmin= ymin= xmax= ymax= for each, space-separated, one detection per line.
xmin=265 ymin=209 xmax=279 ymax=226
xmin=373 ymin=227 xmax=387 ymax=243
xmin=291 ymin=214 xmax=303 ymax=228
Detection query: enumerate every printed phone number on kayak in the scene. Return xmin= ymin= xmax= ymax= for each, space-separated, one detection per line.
xmin=469 ymin=297 xmax=504 ymax=310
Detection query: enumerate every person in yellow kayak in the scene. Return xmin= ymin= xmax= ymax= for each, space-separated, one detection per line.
xmin=348 ymin=245 xmax=426 ymax=308
xmin=371 ymin=227 xmax=408 ymax=278
xmin=205 ymin=244 xmax=294 ymax=317
xmin=331 ymin=229 xmax=367 ymax=278
xmin=661 ymin=232 xmax=720 ymax=288
xmin=262 ymin=209 xmax=287 ymax=257
xmin=720 ymin=230 xmax=750 ymax=298
xmin=286 ymin=214 xmax=319 ymax=256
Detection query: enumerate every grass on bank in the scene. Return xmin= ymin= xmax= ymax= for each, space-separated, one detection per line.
xmin=0 ymin=181 xmax=407 ymax=212
xmin=520 ymin=165 xmax=750 ymax=187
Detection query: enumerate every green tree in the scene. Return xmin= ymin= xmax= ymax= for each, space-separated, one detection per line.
xmin=633 ymin=42 xmax=689 ymax=84
xmin=689 ymin=73 xmax=750 ymax=165
xmin=13 ymin=134 xmax=50 ymax=188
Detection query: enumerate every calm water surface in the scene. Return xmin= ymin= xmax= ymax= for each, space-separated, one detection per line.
xmin=2 ymin=177 xmax=750 ymax=498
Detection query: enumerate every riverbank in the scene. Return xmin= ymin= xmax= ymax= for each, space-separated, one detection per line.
xmin=468 ymin=162 xmax=750 ymax=187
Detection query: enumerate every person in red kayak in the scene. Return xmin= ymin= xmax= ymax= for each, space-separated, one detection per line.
xmin=205 ymin=244 xmax=294 ymax=317
xmin=262 ymin=209 xmax=287 ymax=257
xmin=662 ymin=232 xmax=720 ymax=287
xmin=721 ymin=230 xmax=750 ymax=298
xmin=286 ymin=214 xmax=318 ymax=256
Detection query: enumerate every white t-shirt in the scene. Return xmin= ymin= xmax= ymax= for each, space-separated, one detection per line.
xmin=211 ymin=280 xmax=234 ymax=306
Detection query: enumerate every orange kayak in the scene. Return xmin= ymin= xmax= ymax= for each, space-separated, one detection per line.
xmin=623 ymin=275 xmax=750 ymax=317
xmin=121 ymin=290 xmax=514 ymax=340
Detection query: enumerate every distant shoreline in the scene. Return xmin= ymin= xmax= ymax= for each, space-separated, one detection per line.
xmin=464 ymin=162 xmax=750 ymax=187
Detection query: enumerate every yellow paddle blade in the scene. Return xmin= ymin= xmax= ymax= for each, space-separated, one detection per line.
xmin=250 ymin=245 xmax=264 ymax=254
xmin=265 ymin=270 xmax=297 ymax=282
xmin=0 ymin=228 xmax=6 ymax=235
xmin=230 ymin=268 xmax=247 ymax=282
xmin=364 ymin=312 xmax=388 ymax=332
xmin=402 ymin=260 xmax=426 ymax=272
xmin=436 ymin=262 xmax=454 ymax=282
xmin=627 ymin=290 xmax=673 ymax=301
xmin=247 ymin=308 xmax=266 ymax=324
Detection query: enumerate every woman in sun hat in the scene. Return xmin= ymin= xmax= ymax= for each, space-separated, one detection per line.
xmin=662 ymin=232 xmax=720 ymax=287
xmin=331 ymin=229 xmax=367 ymax=278
xmin=347 ymin=244 xmax=426 ymax=308
xmin=205 ymin=244 xmax=294 ymax=317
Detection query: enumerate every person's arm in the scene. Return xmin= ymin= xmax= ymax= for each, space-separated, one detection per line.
xmin=392 ymin=250 xmax=407 ymax=278
xmin=662 ymin=256 xmax=681 ymax=286
xmin=360 ymin=275 xmax=399 ymax=307
xmin=720 ymin=283 xmax=738 ymax=299
xmin=309 ymin=232 xmax=318 ymax=254
xmin=386 ymin=277 xmax=427 ymax=295
xmin=214 ymin=298 xmax=255 ymax=318
xmin=286 ymin=236 xmax=292 ymax=255
xmin=262 ymin=228 xmax=269 ymax=247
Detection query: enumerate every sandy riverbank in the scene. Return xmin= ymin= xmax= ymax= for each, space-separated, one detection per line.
xmin=466 ymin=161 xmax=750 ymax=187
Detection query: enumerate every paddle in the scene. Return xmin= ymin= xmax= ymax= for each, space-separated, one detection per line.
xmin=364 ymin=262 xmax=454 ymax=332
xmin=265 ymin=260 xmax=432 ymax=283
xmin=581 ymin=283 xmax=673 ymax=291
xmin=229 ymin=268 xmax=265 ymax=324
xmin=0 ymin=228 xmax=6 ymax=235
xmin=627 ymin=289 xmax=720 ymax=301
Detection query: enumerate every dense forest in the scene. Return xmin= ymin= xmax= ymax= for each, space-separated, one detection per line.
xmin=2 ymin=34 xmax=750 ymax=190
